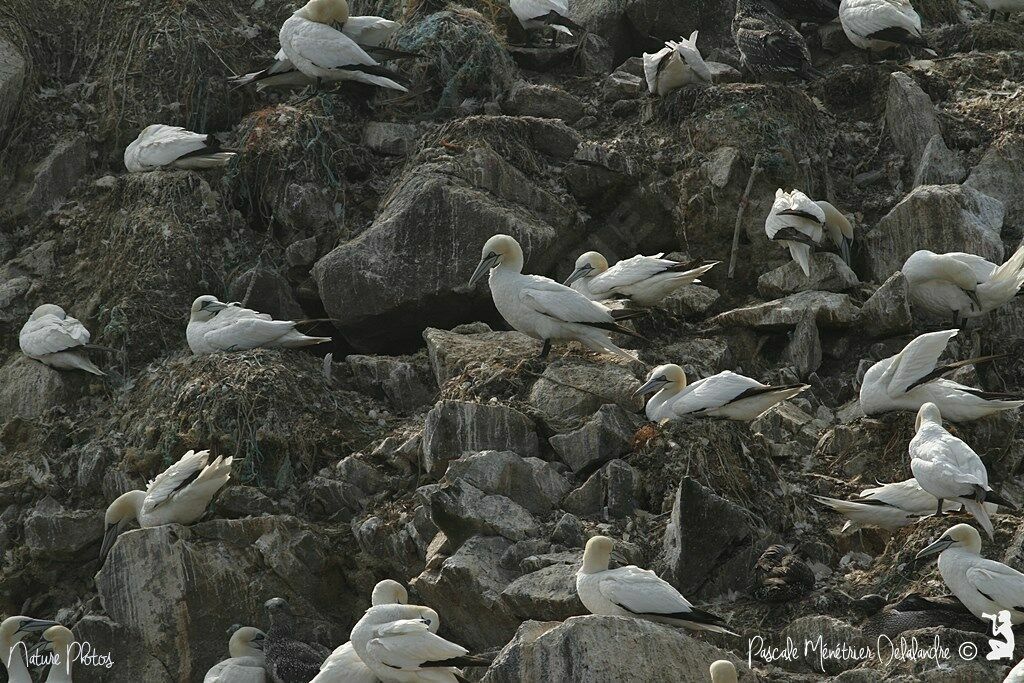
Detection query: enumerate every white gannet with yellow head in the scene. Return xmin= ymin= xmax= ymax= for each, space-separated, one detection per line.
xmin=187 ymin=295 xmax=332 ymax=354
xmin=0 ymin=616 xmax=60 ymax=683
xmin=37 ymin=625 xmax=76 ymax=683
xmin=101 ymin=449 xmax=233 ymax=563
xmin=278 ymin=0 xmax=407 ymax=92
xmin=916 ymin=523 xmax=1024 ymax=624
xmin=635 ymin=363 xmax=808 ymax=421
xmin=564 ymin=251 xmax=718 ymax=305
xmin=642 ymin=32 xmax=713 ymax=97
xmin=312 ymin=580 xmax=413 ymax=683
xmin=204 ymin=626 xmax=267 ymax=683
xmin=19 ymin=304 xmax=105 ymax=376
xmin=903 ymin=244 xmax=1024 ymax=325
xmin=576 ymin=536 xmax=736 ymax=633
xmin=469 ymin=234 xmax=642 ymax=361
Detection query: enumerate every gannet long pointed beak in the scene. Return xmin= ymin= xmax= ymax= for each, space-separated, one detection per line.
xmin=17 ymin=619 xmax=59 ymax=635
xmin=563 ymin=265 xmax=592 ymax=287
xmin=633 ymin=377 xmax=666 ymax=397
xmin=469 ymin=254 xmax=499 ymax=287
xmin=840 ymin=237 xmax=853 ymax=266
xmin=99 ymin=520 xmax=126 ymax=563
xmin=25 ymin=638 xmax=52 ymax=659
xmin=963 ymin=287 xmax=982 ymax=312
xmin=203 ymin=299 xmax=230 ymax=313
xmin=915 ymin=536 xmax=954 ymax=561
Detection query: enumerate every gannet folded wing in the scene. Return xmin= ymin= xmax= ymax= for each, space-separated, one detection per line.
xmin=860 ymin=478 xmax=936 ymax=509
xmin=511 ymin=0 xmax=575 ymax=34
xmin=125 ymin=125 xmax=236 ymax=172
xmin=20 ymin=313 xmax=90 ymax=356
xmin=965 ymin=563 xmax=1024 ymax=613
xmin=367 ymin=619 xmax=468 ymax=669
xmin=598 ymin=567 xmax=695 ymax=614
xmin=643 ymin=46 xmax=674 ymax=94
xmin=343 ymin=16 xmax=400 ymax=46
xmin=519 ymin=276 xmax=623 ymax=327
xmin=668 ymin=371 xmax=764 ymax=413
xmin=205 ymin=318 xmax=303 ymax=351
xmin=880 ymin=329 xmax=959 ymax=397
xmin=142 ymin=449 xmax=211 ymax=515
xmin=281 ymin=17 xmax=408 ymax=91
xmin=840 ymin=0 xmax=928 ymax=50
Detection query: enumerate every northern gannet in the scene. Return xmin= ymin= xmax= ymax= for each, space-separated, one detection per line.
xmin=813 ymin=478 xmax=966 ymax=532
xmin=124 ymin=125 xmax=236 ymax=173
xmin=204 ymin=626 xmax=267 ymax=683
xmin=859 ymin=329 xmax=1024 ymax=421
xmin=752 ymin=544 xmax=815 ymax=603
xmin=765 ymin=189 xmax=825 ymax=277
xmin=278 ymin=0 xmax=407 ymax=93
xmin=818 ymin=200 xmax=855 ymax=266
xmin=469 ymin=234 xmax=642 ymax=361
xmin=350 ymin=604 xmax=489 ymax=682
xmin=642 ymin=32 xmax=713 ymax=96
xmin=264 ymin=598 xmax=327 ymax=683
xmin=916 ymin=523 xmax=1024 ymax=624
xmin=577 ymin=536 xmax=736 ymax=634
xmin=19 ymin=304 xmax=105 ymax=376
xmin=1007 ymin=655 xmax=1024 ymax=683
xmin=733 ymin=0 xmax=821 ymax=80
xmin=903 ymin=245 xmax=1024 ymax=324
xmin=187 ymin=295 xmax=332 ymax=354
xmin=563 ymin=252 xmax=718 ymax=305
xmin=510 ymin=0 xmax=581 ymax=46
xmin=635 ymin=364 xmax=808 ymax=421
xmin=911 ymin=402 xmax=1013 ymax=539
xmin=231 ymin=16 xmax=409 ymax=90
xmin=101 ymin=449 xmax=233 ymax=561
xmin=710 ymin=660 xmax=738 ymax=683
xmin=312 ymin=580 xmax=412 ymax=683
xmin=0 ymin=616 xmax=59 ymax=683
xmin=38 ymin=625 xmax=75 ymax=683
xmin=838 ymin=0 xmax=933 ymax=55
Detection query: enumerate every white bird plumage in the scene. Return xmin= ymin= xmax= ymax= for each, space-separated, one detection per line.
xmin=187 ymin=295 xmax=331 ymax=354
xmin=564 ymin=251 xmax=718 ymax=305
xmin=858 ymin=329 xmax=1024 ymax=421
xmin=350 ymin=604 xmax=469 ymax=682
xmin=635 ymin=364 xmax=808 ymax=421
xmin=910 ymin=402 xmax=1004 ymax=539
xmin=20 ymin=304 xmax=105 ymax=376
xmin=903 ymin=245 xmax=1024 ymax=323
xmin=813 ymin=478 xmax=967 ymax=532
xmin=0 ymin=616 xmax=59 ymax=683
xmin=642 ymin=32 xmax=713 ymax=96
xmin=510 ymin=0 xmax=576 ymax=42
xmin=204 ymin=626 xmax=267 ymax=683
xmin=576 ymin=536 xmax=735 ymax=634
xmin=101 ymin=449 xmax=233 ymax=561
xmin=916 ymin=524 xmax=1024 ymax=625
xmin=469 ymin=234 xmax=640 ymax=361
xmin=765 ymin=189 xmax=826 ymax=276
xmin=710 ymin=660 xmax=739 ymax=683
xmin=279 ymin=0 xmax=407 ymax=92
xmin=232 ymin=16 xmax=402 ymax=90
xmin=312 ymin=580 xmax=412 ymax=683
xmin=838 ymin=0 xmax=931 ymax=53
xmin=39 ymin=625 xmax=75 ymax=683
xmin=124 ymin=124 xmax=236 ymax=173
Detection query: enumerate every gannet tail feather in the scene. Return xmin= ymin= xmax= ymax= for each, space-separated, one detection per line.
xmin=961 ymin=498 xmax=994 ymax=540
xmin=978 ymin=243 xmax=1024 ymax=312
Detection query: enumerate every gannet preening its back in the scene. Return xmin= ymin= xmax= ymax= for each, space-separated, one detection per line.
xmin=765 ymin=189 xmax=825 ymax=277
xmin=916 ymin=524 xmax=1024 ymax=624
xmin=312 ymin=580 xmax=412 ymax=683
xmin=350 ymin=604 xmax=491 ymax=682
xmin=635 ymin=364 xmax=808 ymax=421
xmin=910 ymin=403 xmax=1014 ymax=539
xmin=124 ymin=125 xmax=237 ymax=173
xmin=0 ymin=616 xmax=59 ymax=683
xmin=859 ymin=329 xmax=1024 ymax=421
xmin=576 ymin=536 xmax=737 ymax=634
xmin=709 ymin=660 xmax=739 ymax=683
xmin=204 ymin=626 xmax=267 ymax=683
xmin=510 ymin=0 xmax=582 ymax=46
xmin=813 ymin=478 xmax=966 ymax=532
xmin=100 ymin=449 xmax=233 ymax=562
xmin=903 ymin=245 xmax=1024 ymax=324
xmin=231 ymin=16 xmax=410 ymax=90
xmin=563 ymin=252 xmax=718 ymax=305
xmin=187 ymin=295 xmax=332 ymax=354
xmin=469 ymin=234 xmax=643 ymax=361
xmin=264 ymin=599 xmax=327 ymax=683
xmin=279 ymin=0 xmax=408 ymax=93
xmin=817 ymin=200 xmax=855 ymax=266
xmin=733 ymin=0 xmax=821 ymax=81
xmin=39 ymin=625 xmax=76 ymax=683
xmin=642 ymin=32 xmax=713 ymax=96
xmin=838 ymin=0 xmax=934 ymax=55
xmin=19 ymin=304 xmax=106 ymax=376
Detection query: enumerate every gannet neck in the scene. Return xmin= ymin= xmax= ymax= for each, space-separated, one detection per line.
xmin=495 ymin=243 xmax=525 ymax=274
xmin=44 ymin=625 xmax=74 ymax=682
xmin=949 ymin=524 xmax=983 ymax=555
xmin=581 ymin=536 xmax=613 ymax=574
xmin=107 ymin=489 xmax=146 ymax=526
xmin=0 ymin=624 xmax=29 ymax=680
xmin=29 ymin=304 xmax=65 ymax=321
xmin=295 ymin=0 xmax=349 ymax=23
xmin=371 ymin=579 xmax=408 ymax=606
xmin=228 ymin=627 xmax=265 ymax=659
xmin=710 ymin=659 xmax=739 ymax=683
xmin=915 ymin=402 xmax=943 ymax=431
